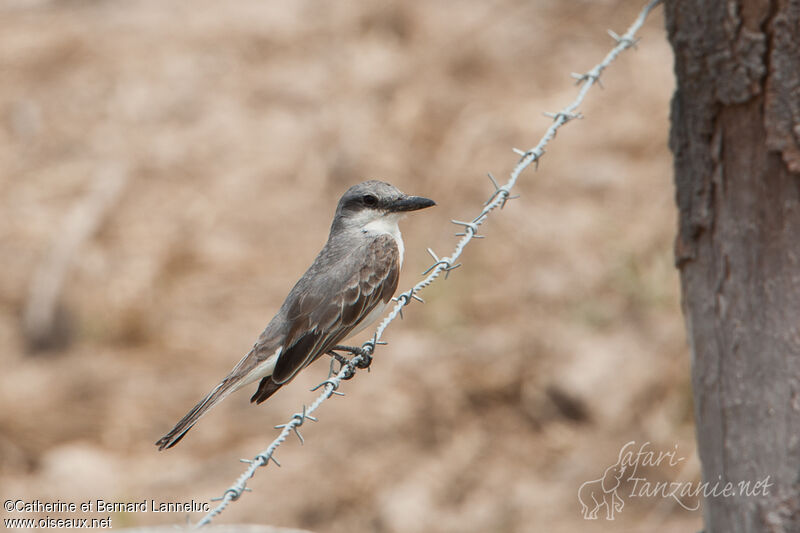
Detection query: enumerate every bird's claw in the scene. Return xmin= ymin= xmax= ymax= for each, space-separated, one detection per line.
xmin=354 ymin=352 xmax=372 ymax=370
xmin=328 ymin=345 xmax=373 ymax=377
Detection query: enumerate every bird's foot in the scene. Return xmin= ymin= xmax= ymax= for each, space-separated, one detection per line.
xmin=332 ymin=344 xmax=373 ymax=370
xmin=327 ymin=345 xmax=373 ymax=379
xmin=327 ymin=351 xmax=350 ymax=368
xmin=326 ymin=351 xmax=352 ymax=379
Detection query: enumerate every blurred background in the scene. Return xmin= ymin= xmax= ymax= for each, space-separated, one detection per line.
xmin=0 ymin=0 xmax=698 ymax=531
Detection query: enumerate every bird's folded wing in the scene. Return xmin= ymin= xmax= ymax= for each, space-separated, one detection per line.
xmin=272 ymin=234 xmax=400 ymax=384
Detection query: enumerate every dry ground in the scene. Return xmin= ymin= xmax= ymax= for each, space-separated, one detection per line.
xmin=1 ymin=1 xmax=700 ymax=531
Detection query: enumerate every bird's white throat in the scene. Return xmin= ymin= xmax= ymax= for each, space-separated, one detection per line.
xmin=362 ymin=214 xmax=404 ymax=267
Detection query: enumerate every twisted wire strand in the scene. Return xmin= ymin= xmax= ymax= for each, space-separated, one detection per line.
xmin=195 ymin=0 xmax=663 ymax=526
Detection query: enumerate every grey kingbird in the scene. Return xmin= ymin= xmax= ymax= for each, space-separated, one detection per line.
xmin=156 ymin=180 xmax=435 ymax=450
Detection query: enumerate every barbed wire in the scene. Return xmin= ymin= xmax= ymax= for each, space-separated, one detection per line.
xmin=194 ymin=0 xmax=664 ymax=527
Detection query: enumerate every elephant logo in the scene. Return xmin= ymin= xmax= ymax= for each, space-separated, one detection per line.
xmin=578 ymin=461 xmax=627 ymax=520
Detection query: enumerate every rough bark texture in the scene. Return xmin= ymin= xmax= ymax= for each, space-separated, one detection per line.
xmin=665 ymin=1 xmax=800 ymax=532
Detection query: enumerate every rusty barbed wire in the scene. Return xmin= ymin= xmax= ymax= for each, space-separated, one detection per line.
xmin=194 ymin=0 xmax=663 ymax=527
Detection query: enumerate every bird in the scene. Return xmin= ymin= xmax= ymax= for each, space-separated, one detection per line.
xmin=156 ymin=180 xmax=435 ymax=450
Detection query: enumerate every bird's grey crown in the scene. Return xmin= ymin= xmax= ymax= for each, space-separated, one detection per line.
xmin=336 ymin=180 xmax=404 ymax=214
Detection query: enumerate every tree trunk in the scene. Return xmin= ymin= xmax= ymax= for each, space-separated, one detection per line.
xmin=665 ymin=1 xmax=800 ymax=531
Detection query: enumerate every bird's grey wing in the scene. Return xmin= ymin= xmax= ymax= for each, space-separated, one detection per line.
xmin=271 ymin=233 xmax=400 ymax=384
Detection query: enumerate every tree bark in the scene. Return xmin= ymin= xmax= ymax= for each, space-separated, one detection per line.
xmin=665 ymin=1 xmax=800 ymax=531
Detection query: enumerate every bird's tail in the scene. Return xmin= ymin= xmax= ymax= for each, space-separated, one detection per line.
xmin=155 ymin=377 xmax=240 ymax=451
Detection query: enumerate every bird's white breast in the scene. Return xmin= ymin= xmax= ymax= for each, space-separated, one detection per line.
xmin=362 ymin=215 xmax=404 ymax=267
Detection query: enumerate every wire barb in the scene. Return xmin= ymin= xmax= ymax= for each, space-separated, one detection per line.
xmin=443 ymin=262 xmax=462 ymax=279
xmin=258 ymin=454 xmax=280 ymax=467
xmin=487 ymin=172 xmax=500 ymax=190
xmin=310 ymin=378 xmax=342 ymax=393
xmin=422 ymin=247 xmax=461 ymax=277
xmin=571 ymin=71 xmax=604 ymax=89
xmin=394 ymin=288 xmax=424 ymax=306
xmin=543 ymin=111 xmax=583 ymax=123
xmin=361 ymin=336 xmax=387 ymax=354
xmin=607 ymin=29 xmax=640 ymax=49
xmin=193 ymin=1 xmax=662 ymax=527
xmin=451 ymin=219 xmax=484 ymax=239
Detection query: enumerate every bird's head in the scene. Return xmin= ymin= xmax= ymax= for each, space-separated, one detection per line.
xmin=332 ymin=180 xmax=435 ymax=233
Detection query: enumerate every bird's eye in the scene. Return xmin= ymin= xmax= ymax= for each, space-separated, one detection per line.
xmin=363 ymin=194 xmax=378 ymax=207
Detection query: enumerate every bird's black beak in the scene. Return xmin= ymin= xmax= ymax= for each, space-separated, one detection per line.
xmin=391 ymin=195 xmax=436 ymax=212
